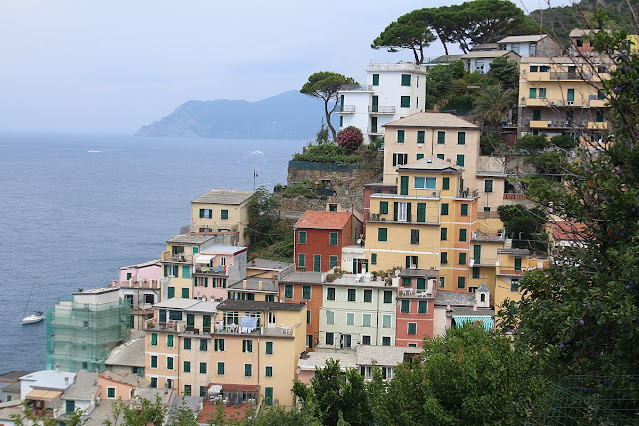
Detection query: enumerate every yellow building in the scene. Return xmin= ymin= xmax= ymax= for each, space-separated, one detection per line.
xmin=191 ymin=189 xmax=255 ymax=246
xmin=517 ymin=56 xmax=613 ymax=143
xmin=366 ymin=156 xmax=480 ymax=292
xmin=383 ymin=113 xmax=505 ymax=213
xmin=493 ymin=249 xmax=550 ymax=308
xmin=144 ymin=298 xmax=306 ymax=407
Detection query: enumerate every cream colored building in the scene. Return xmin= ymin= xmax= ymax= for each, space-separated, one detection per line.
xmin=191 ymin=189 xmax=255 ymax=246
xmin=493 ymin=249 xmax=550 ymax=308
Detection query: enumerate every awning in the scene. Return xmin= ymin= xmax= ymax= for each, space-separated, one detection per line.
xmin=452 ymin=315 xmax=494 ymax=331
xmin=195 ymin=254 xmax=215 ymax=264
xmin=26 ymin=390 xmax=62 ymax=400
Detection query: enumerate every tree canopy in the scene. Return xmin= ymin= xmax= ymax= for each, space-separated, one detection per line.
xmin=300 ymin=72 xmax=355 ymax=141
xmin=371 ymin=10 xmax=436 ymax=64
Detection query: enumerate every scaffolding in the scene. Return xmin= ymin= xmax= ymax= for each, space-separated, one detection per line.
xmin=46 ymin=297 xmax=131 ymax=372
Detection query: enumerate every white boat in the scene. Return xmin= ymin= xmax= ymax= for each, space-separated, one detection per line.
xmin=22 ymin=311 xmax=45 ymax=325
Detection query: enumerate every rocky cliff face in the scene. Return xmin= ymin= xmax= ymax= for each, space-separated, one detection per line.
xmin=135 ymin=91 xmax=324 ymax=140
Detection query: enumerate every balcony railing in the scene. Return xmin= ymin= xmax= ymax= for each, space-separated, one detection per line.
xmin=337 ymin=105 xmax=355 ymax=113
xmin=550 ymin=72 xmax=592 ymax=80
xmin=503 ymin=193 xmax=527 ymax=200
xmin=369 ymin=106 xmax=395 ymax=114
xmin=456 ymin=189 xmax=479 ymax=199
xmin=119 ymin=279 xmax=161 ymax=289
xmin=367 ymin=213 xmax=440 ymax=224
xmin=340 ymin=84 xmax=372 ymax=91
xmin=477 ymin=211 xmax=501 ymax=220
xmin=162 ymin=251 xmax=193 ymax=263
xmin=472 ymin=230 xmax=506 ymax=242
xmin=367 ymin=127 xmax=383 ymax=135
xmin=144 ymin=318 xmax=294 ymax=337
xmin=194 ymin=265 xmax=228 ymax=275
xmin=471 ymin=257 xmax=497 ymax=267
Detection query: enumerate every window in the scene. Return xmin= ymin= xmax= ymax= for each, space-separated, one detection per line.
xmin=417 ymin=153 xmax=424 ymax=160
xmin=326 ymin=310 xmax=334 ymax=324
xmin=242 ymin=340 xmax=253 ymax=353
xmin=401 ymin=300 xmax=410 ymax=313
xmin=266 ymin=294 xmax=275 ymax=302
xmin=181 ymin=287 xmax=189 ymax=299
xmin=417 ymin=131 xmax=425 ymax=144
xmin=347 ymin=313 xmax=354 ymax=325
xmin=382 ymin=336 xmax=391 ymax=346
xmin=529 ymin=88 xmax=537 ymax=99
xmin=408 ymin=323 xmax=417 ymax=335
xmin=596 ymin=111 xmax=605 ymax=122
xmin=284 ymin=285 xmax=293 ymax=299
xmin=406 ymin=255 xmax=417 ymax=268
xmin=378 ymin=228 xmax=387 ymax=242
xmin=461 ymin=204 xmax=468 ymax=216
xmin=165 ymin=264 xmax=178 ymax=278
xmin=213 ymin=338 xmax=224 ymax=352
xmin=302 ymin=285 xmax=311 ymax=300
xmin=313 ymin=255 xmax=321 ymax=272
xmin=540 ymin=65 xmax=550 ymax=72
xmin=167 ymin=357 xmax=174 ymax=370
xmin=484 ymin=180 xmax=493 ymax=193
xmin=151 ymin=333 xmax=158 ymax=346
xmin=363 ymin=313 xmax=372 ymax=327
xmin=383 ymin=314 xmax=391 ymax=327
xmin=439 ymin=277 xmax=445 ymax=288
xmin=597 ymin=89 xmax=605 ymax=100
xmin=327 ymin=287 xmax=335 ymax=300
xmin=167 ymin=287 xmax=175 ymax=299
xmin=567 ymin=88 xmax=575 ymax=102
xmin=184 ymin=385 xmax=191 ymax=396
xmin=150 ymin=378 xmax=157 ymax=388
xmin=66 ymin=400 xmax=75 ymax=414
xmin=416 ymin=203 xmax=426 ymax=223
xmin=437 ymin=131 xmax=445 ymax=144
xmin=392 ymin=153 xmax=408 ymax=166
xmin=414 ymin=177 xmax=436 ymax=189
xmin=515 ymin=257 xmax=522 ymax=271
xmin=383 ymin=291 xmax=392 ymax=303
xmin=107 ymin=387 xmax=116 ymax=399
xmin=182 ymin=338 xmax=191 ymax=350
xmin=410 ymin=229 xmax=420 ymax=244
xmin=298 ymin=254 xmax=305 ymax=269
xmin=441 ymin=203 xmax=449 ymax=215
xmin=265 ymin=341 xmax=273 ymax=354
xmin=217 ymin=362 xmax=225 ymax=375
xmin=244 ymin=364 xmax=252 ymax=377
xmin=220 ymin=209 xmax=228 ymax=219
xmin=418 ymin=300 xmax=428 ymax=314
xmin=436 ymin=153 xmax=444 ymax=160
xmin=184 ymin=361 xmax=191 ymax=373
xmin=532 ymin=109 xmax=541 ymax=121
xmin=458 ymin=276 xmax=466 ymax=289
xmin=457 ymin=132 xmax=466 ymax=145
xmin=530 ymin=65 xmax=538 ymax=72
xmin=364 ymin=289 xmax=372 ymax=302
xmin=400 ymin=96 xmax=410 ymax=108
xmin=265 ymin=366 xmax=273 ymax=377
xmin=328 ymin=232 xmax=338 ymax=246
xmin=144 ymin=294 xmax=154 ymax=304
xmin=307 ymin=310 xmax=311 ymax=324
xmin=199 ymin=209 xmax=212 ymax=219
xmin=199 ymin=362 xmax=207 ymax=374
xmin=441 ymin=227 xmax=448 ymax=241
xmin=379 ymin=201 xmax=388 ymax=214
xmin=298 ymin=231 xmax=307 ymax=244
xmin=442 ymin=177 xmax=450 ymax=190
xmin=511 ymin=279 xmax=520 ymax=292
xmin=459 ymin=228 xmax=467 ymax=242
xmin=371 ymin=116 xmax=378 ymax=133
xmin=347 ymin=288 xmax=356 ymax=301
xmin=459 ymin=252 xmax=467 ymax=265
xmin=397 ymin=130 xmax=405 ymax=143
xmin=456 ymin=154 xmax=465 ymax=167
xmin=371 ymin=253 xmax=377 ymax=265
xmin=340 ymin=115 xmax=344 ymax=127
xmin=539 ymin=88 xmax=547 ymax=99
xmin=166 ymin=334 xmax=174 ymax=348
xmin=372 ymin=73 xmax=379 ymax=85
xmin=472 ymin=267 xmax=481 ymax=279
xmin=326 ymin=332 xmax=334 ymax=345
xmin=441 ymin=252 xmax=448 ymax=265
xmin=401 ymin=74 xmax=411 ymax=86
xmin=329 ymin=255 xmax=338 ymax=268
xmin=151 ymin=355 xmax=157 ymax=368
xmin=402 ymin=277 xmax=412 ymax=286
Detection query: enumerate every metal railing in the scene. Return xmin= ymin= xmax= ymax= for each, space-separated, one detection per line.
xmin=550 ymin=72 xmax=592 ymax=80
xmin=369 ymin=106 xmax=395 ymax=114
xmin=337 ymin=105 xmax=355 ymax=113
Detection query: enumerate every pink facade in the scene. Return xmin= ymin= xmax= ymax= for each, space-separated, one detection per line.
xmin=193 ymin=248 xmax=247 ymax=302
xmin=395 ymin=270 xmax=438 ymax=346
xmin=118 ymin=259 xmax=162 ymax=283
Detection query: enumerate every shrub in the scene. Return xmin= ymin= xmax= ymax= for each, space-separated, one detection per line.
xmin=550 ymin=133 xmax=578 ymax=150
xmin=515 ymin=133 xmax=549 ymax=152
xmin=292 ymin=143 xmax=360 ymax=164
xmin=336 ymin=126 xmax=364 ymax=153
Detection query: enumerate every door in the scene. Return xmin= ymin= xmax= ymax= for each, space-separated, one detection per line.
xmin=473 ymin=245 xmax=481 ymax=264
xmin=567 ymin=89 xmax=575 ymax=102
xmin=186 ymin=314 xmax=195 ymax=331
xmin=340 ymin=95 xmax=344 ymax=111
xmin=371 ymin=117 xmax=378 ymax=133
xmin=267 ymin=311 xmax=276 ymax=328
xmin=372 ymin=95 xmax=378 ymax=113
xmin=313 ymin=255 xmax=321 ymax=272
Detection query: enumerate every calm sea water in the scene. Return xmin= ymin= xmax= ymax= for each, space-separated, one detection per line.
xmin=0 ymin=133 xmax=306 ymax=372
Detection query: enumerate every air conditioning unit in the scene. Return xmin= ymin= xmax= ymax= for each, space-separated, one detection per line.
xmin=432 ymin=191 xmax=438 ymax=197
xmin=567 ymin=101 xmax=574 ymax=106
xmin=551 ymin=101 xmax=557 ymax=106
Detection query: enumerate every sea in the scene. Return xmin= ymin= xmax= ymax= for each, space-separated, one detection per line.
xmin=0 ymin=133 xmax=307 ymax=372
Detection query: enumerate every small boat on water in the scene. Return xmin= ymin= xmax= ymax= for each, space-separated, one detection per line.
xmin=22 ymin=311 xmax=45 ymax=325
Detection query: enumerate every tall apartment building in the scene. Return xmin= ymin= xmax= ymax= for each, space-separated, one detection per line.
xmin=338 ymin=63 xmax=428 ymax=144
xmin=47 ymin=288 xmax=130 ymax=372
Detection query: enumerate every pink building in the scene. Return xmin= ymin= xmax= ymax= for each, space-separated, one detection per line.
xmin=395 ymin=268 xmax=438 ymax=347
xmin=192 ymin=245 xmax=248 ymax=302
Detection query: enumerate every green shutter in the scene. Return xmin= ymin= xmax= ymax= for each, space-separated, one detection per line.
xmin=417 ymin=153 xmax=424 ymax=160
xmin=167 ymin=287 xmax=175 ymax=299
xmin=151 ymin=333 xmax=158 ymax=346
xmin=379 ymin=201 xmax=388 ymax=214
xmin=221 ymin=209 xmax=229 ymax=219
xmin=245 ymin=364 xmax=252 ymax=377
xmin=199 ymin=209 xmax=204 ymax=218
xmin=408 ymin=323 xmax=417 ymax=334
xmin=401 ymin=74 xmax=411 ymax=86
xmin=461 ymin=204 xmax=468 ymax=216
xmin=264 ymin=387 xmax=274 ymax=406
xmin=371 ymin=253 xmax=377 ymax=265
xmin=459 ymin=252 xmax=466 ymax=265
xmin=437 ymin=131 xmax=445 ymax=144
xmin=406 ymin=202 xmax=412 ymax=222
xmin=515 ymin=258 xmax=522 ymax=271
xmin=417 ymin=131 xmax=425 ymax=143
xmin=181 ymin=288 xmax=189 ymax=298
xmin=458 ymin=132 xmax=466 ymax=145
xmin=298 ymin=254 xmax=305 ymax=268
xmin=567 ymin=89 xmax=575 ymax=102
xmin=329 ymin=256 xmax=338 ymax=268
xmin=417 ymin=278 xmax=426 ymax=290
xmin=442 ymin=177 xmax=450 ymax=190
xmin=329 ymin=232 xmax=338 ymax=246
xmin=418 ymin=301 xmax=428 ymax=313
xmin=529 ymin=88 xmax=537 ymax=99
xmin=441 ymin=252 xmax=448 ymax=264
xmin=441 ymin=203 xmax=449 ymax=215
xmin=401 ymin=300 xmax=410 ymax=313
xmin=266 ymin=341 xmax=273 ymax=354
xmin=417 ymin=203 xmax=426 ymax=222
xmin=533 ymin=109 xmax=541 ymax=120
xmin=400 ymin=176 xmax=408 ymax=195
xmin=182 ymin=265 xmax=190 ymax=278
xmin=460 ymin=228 xmax=467 ymax=242
xmin=184 ymin=361 xmax=191 ymax=373
xmin=474 ymin=245 xmax=481 ymax=263
xmin=217 ymin=362 xmax=224 ymax=375
xmin=458 ymin=276 xmax=466 ymax=289
xmin=456 ymin=154 xmax=465 ymax=167
xmin=313 ymin=255 xmax=321 ymax=272
xmin=393 ymin=202 xmax=398 ymax=221
xmin=441 ymin=228 xmax=447 ymax=241
xmin=397 ymin=130 xmax=405 ymax=142
xmin=372 ymin=74 xmax=379 ymax=85
xmin=378 ymin=228 xmax=387 ymax=242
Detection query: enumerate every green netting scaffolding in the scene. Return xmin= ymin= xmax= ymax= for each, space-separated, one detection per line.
xmin=529 ymin=375 xmax=639 ymax=425
xmin=46 ymin=297 xmax=131 ymax=372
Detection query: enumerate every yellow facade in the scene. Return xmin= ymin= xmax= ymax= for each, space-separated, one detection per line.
xmin=161 ymin=242 xmax=198 ymax=300
xmin=191 ymin=191 xmax=253 ymax=246
xmin=493 ymin=250 xmax=550 ymax=308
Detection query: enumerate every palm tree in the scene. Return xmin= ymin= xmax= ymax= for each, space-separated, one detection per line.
xmin=471 ymin=85 xmax=516 ymax=129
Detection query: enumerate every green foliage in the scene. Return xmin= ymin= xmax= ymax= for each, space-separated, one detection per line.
xmin=168 ymin=398 xmax=199 ymax=426
xmin=292 ymin=143 xmax=360 ymax=164
xmin=515 ymin=133 xmax=549 ymax=152
xmin=315 ymin=119 xmax=329 ymax=145
xmin=480 ymin=133 xmax=503 ymax=155
xmin=245 ymin=186 xmax=281 ymax=250
xmin=441 ymin=93 xmax=476 ymax=116
xmin=550 ymin=133 xmax=578 ymax=150
xmin=527 ymin=151 xmax=566 ymax=179
xmin=336 ymin=126 xmax=364 ymax=153
xmin=246 ymin=405 xmax=320 ymax=426
xmin=293 ymin=359 xmax=372 ymax=426
xmin=471 ymin=85 xmax=516 ymax=128
xmin=301 ymin=71 xmax=356 ymax=141
xmin=103 ymin=395 xmax=167 ymax=426
xmin=371 ymin=9 xmax=436 ymax=64
xmin=498 ymin=204 xmax=547 ymax=251
xmin=487 ymin=56 xmax=519 ymax=86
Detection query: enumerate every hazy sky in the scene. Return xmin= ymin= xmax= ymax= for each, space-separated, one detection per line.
xmin=0 ymin=0 xmax=570 ymax=134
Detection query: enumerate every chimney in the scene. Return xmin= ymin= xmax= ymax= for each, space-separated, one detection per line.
xmin=242 ymin=280 xmax=247 ymax=289
xmin=55 ymin=364 xmax=60 ymax=374
xmin=258 ymin=280 xmax=263 ymax=291
xmin=64 ymin=377 xmax=69 ymax=385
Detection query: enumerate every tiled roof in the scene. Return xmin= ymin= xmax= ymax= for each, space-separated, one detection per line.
xmin=434 ymin=290 xmax=476 ymax=307
xmin=192 ymin=189 xmax=255 ymax=205
xmin=99 ymin=371 xmax=150 ymax=388
xmin=498 ymin=34 xmax=548 ymax=43
xmin=384 ymin=112 xmax=479 ymax=129
xmin=552 ymin=221 xmax=587 ymax=241
xmin=167 ymin=234 xmax=218 ymax=244
xmin=461 ymin=50 xmax=519 ymax=59
xmin=476 ymin=282 xmax=490 ymax=293
xmin=228 ymin=278 xmax=278 ymax=293
xmin=119 ymin=259 xmax=161 ymax=270
xmin=278 ymin=271 xmax=324 ymax=284
xmin=61 ymin=371 xmax=99 ymax=401
xmin=357 ymin=345 xmax=422 ymax=366
xmin=294 ymin=211 xmax=352 ymax=230
xmin=398 ymin=156 xmax=463 ymax=173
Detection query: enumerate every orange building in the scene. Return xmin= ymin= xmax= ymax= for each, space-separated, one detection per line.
xmin=278 ymin=271 xmax=324 ymax=351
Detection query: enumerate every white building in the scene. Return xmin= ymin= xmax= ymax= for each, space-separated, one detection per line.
xmin=338 ymin=62 xmax=428 ymax=144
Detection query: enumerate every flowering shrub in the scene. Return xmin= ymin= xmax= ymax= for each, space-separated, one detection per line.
xmin=336 ymin=126 xmax=364 ymax=153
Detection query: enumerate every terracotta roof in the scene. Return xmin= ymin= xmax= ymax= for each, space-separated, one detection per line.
xmin=552 ymin=221 xmax=587 ymax=241
xmin=384 ymin=112 xmax=479 ymax=129
xmin=294 ymin=211 xmax=352 ymax=230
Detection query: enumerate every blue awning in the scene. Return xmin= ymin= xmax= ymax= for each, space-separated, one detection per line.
xmin=452 ymin=315 xmax=494 ymax=331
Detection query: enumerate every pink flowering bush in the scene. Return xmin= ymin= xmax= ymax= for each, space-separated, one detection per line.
xmin=336 ymin=126 xmax=363 ymax=153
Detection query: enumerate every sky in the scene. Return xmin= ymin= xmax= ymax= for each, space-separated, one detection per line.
xmin=0 ymin=0 xmax=571 ymax=134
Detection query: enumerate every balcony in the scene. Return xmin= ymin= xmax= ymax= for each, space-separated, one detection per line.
xmin=503 ymin=193 xmax=527 ymax=201
xmin=194 ymin=265 xmax=228 ymax=276
xmin=550 ymin=72 xmax=592 ymax=80
xmin=340 ymin=84 xmax=372 ymax=92
xmin=587 ymin=121 xmax=608 ymax=130
xmin=529 ymin=120 xmax=574 ymax=129
xmin=368 ymin=127 xmax=383 ymax=135
xmin=588 ymin=98 xmax=607 ymax=108
xmin=337 ymin=105 xmax=356 ymax=113
xmin=471 ymin=257 xmax=497 ymax=267
xmin=367 ymin=213 xmax=440 ymax=225
xmin=455 ymin=189 xmax=479 ymax=199
xmin=497 ymin=269 xmax=525 ymax=277
xmin=477 ymin=211 xmax=500 ymax=220
xmin=118 ymin=279 xmax=160 ymax=289
xmin=369 ymin=106 xmax=395 ymax=114
xmin=472 ymin=230 xmax=505 ymax=242
xmin=162 ymin=251 xmax=193 ymax=263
